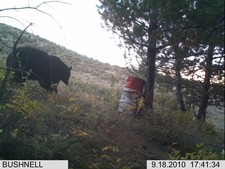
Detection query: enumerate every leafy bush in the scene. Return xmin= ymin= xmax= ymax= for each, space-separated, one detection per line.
xmin=0 ymin=63 xmax=224 ymax=168
xmin=0 ymin=74 xmax=128 ymax=168
xmin=169 ymin=143 xmax=225 ymax=160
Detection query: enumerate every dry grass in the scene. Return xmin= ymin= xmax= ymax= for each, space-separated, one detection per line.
xmin=0 ymin=23 xmax=224 ymax=168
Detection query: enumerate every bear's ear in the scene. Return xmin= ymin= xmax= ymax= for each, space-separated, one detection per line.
xmin=69 ymin=66 xmax=72 ymax=70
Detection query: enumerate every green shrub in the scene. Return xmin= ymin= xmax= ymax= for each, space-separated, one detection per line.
xmin=169 ymin=143 xmax=225 ymax=160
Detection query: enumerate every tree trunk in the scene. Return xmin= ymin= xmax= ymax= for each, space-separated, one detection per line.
xmin=175 ymin=57 xmax=186 ymax=112
xmin=145 ymin=41 xmax=157 ymax=108
xmin=145 ymin=3 xmax=158 ymax=109
xmin=196 ymin=44 xmax=214 ymax=121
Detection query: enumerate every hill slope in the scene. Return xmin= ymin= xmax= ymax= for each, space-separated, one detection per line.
xmin=0 ymin=23 xmax=224 ymax=167
xmin=0 ymin=23 xmax=224 ymax=131
xmin=0 ymin=23 xmax=129 ymax=89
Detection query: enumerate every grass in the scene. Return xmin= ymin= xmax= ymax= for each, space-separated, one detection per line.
xmin=0 ymin=23 xmax=224 ymax=167
xmin=0 ymin=66 xmax=224 ymax=168
xmin=0 ymin=73 xmax=224 ymax=169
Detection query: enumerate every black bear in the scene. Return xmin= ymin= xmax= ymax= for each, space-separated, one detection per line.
xmin=6 ymin=47 xmax=72 ymax=92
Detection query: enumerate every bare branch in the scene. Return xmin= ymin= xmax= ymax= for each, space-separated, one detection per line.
xmin=0 ymin=23 xmax=32 ymax=99
xmin=0 ymin=1 xmax=70 ymax=28
xmin=0 ymin=16 xmax=26 ymax=27
xmin=13 ymin=23 xmax=32 ymax=49
xmin=0 ymin=1 xmax=70 ymax=44
xmin=0 ymin=1 xmax=71 ymax=12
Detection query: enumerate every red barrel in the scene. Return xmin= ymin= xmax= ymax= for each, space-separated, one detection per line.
xmin=125 ymin=76 xmax=146 ymax=92
xmin=118 ymin=76 xmax=145 ymax=113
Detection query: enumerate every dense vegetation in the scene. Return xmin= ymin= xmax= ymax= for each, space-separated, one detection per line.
xmin=0 ymin=23 xmax=224 ymax=169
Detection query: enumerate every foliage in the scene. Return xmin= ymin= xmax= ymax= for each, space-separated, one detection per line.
xmin=131 ymin=88 xmax=194 ymax=147
xmin=0 ymin=22 xmax=224 ymax=169
xmin=0 ymin=73 xmax=131 ymax=168
xmin=0 ymin=67 xmax=224 ymax=168
xmin=169 ymin=143 xmax=225 ymax=160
